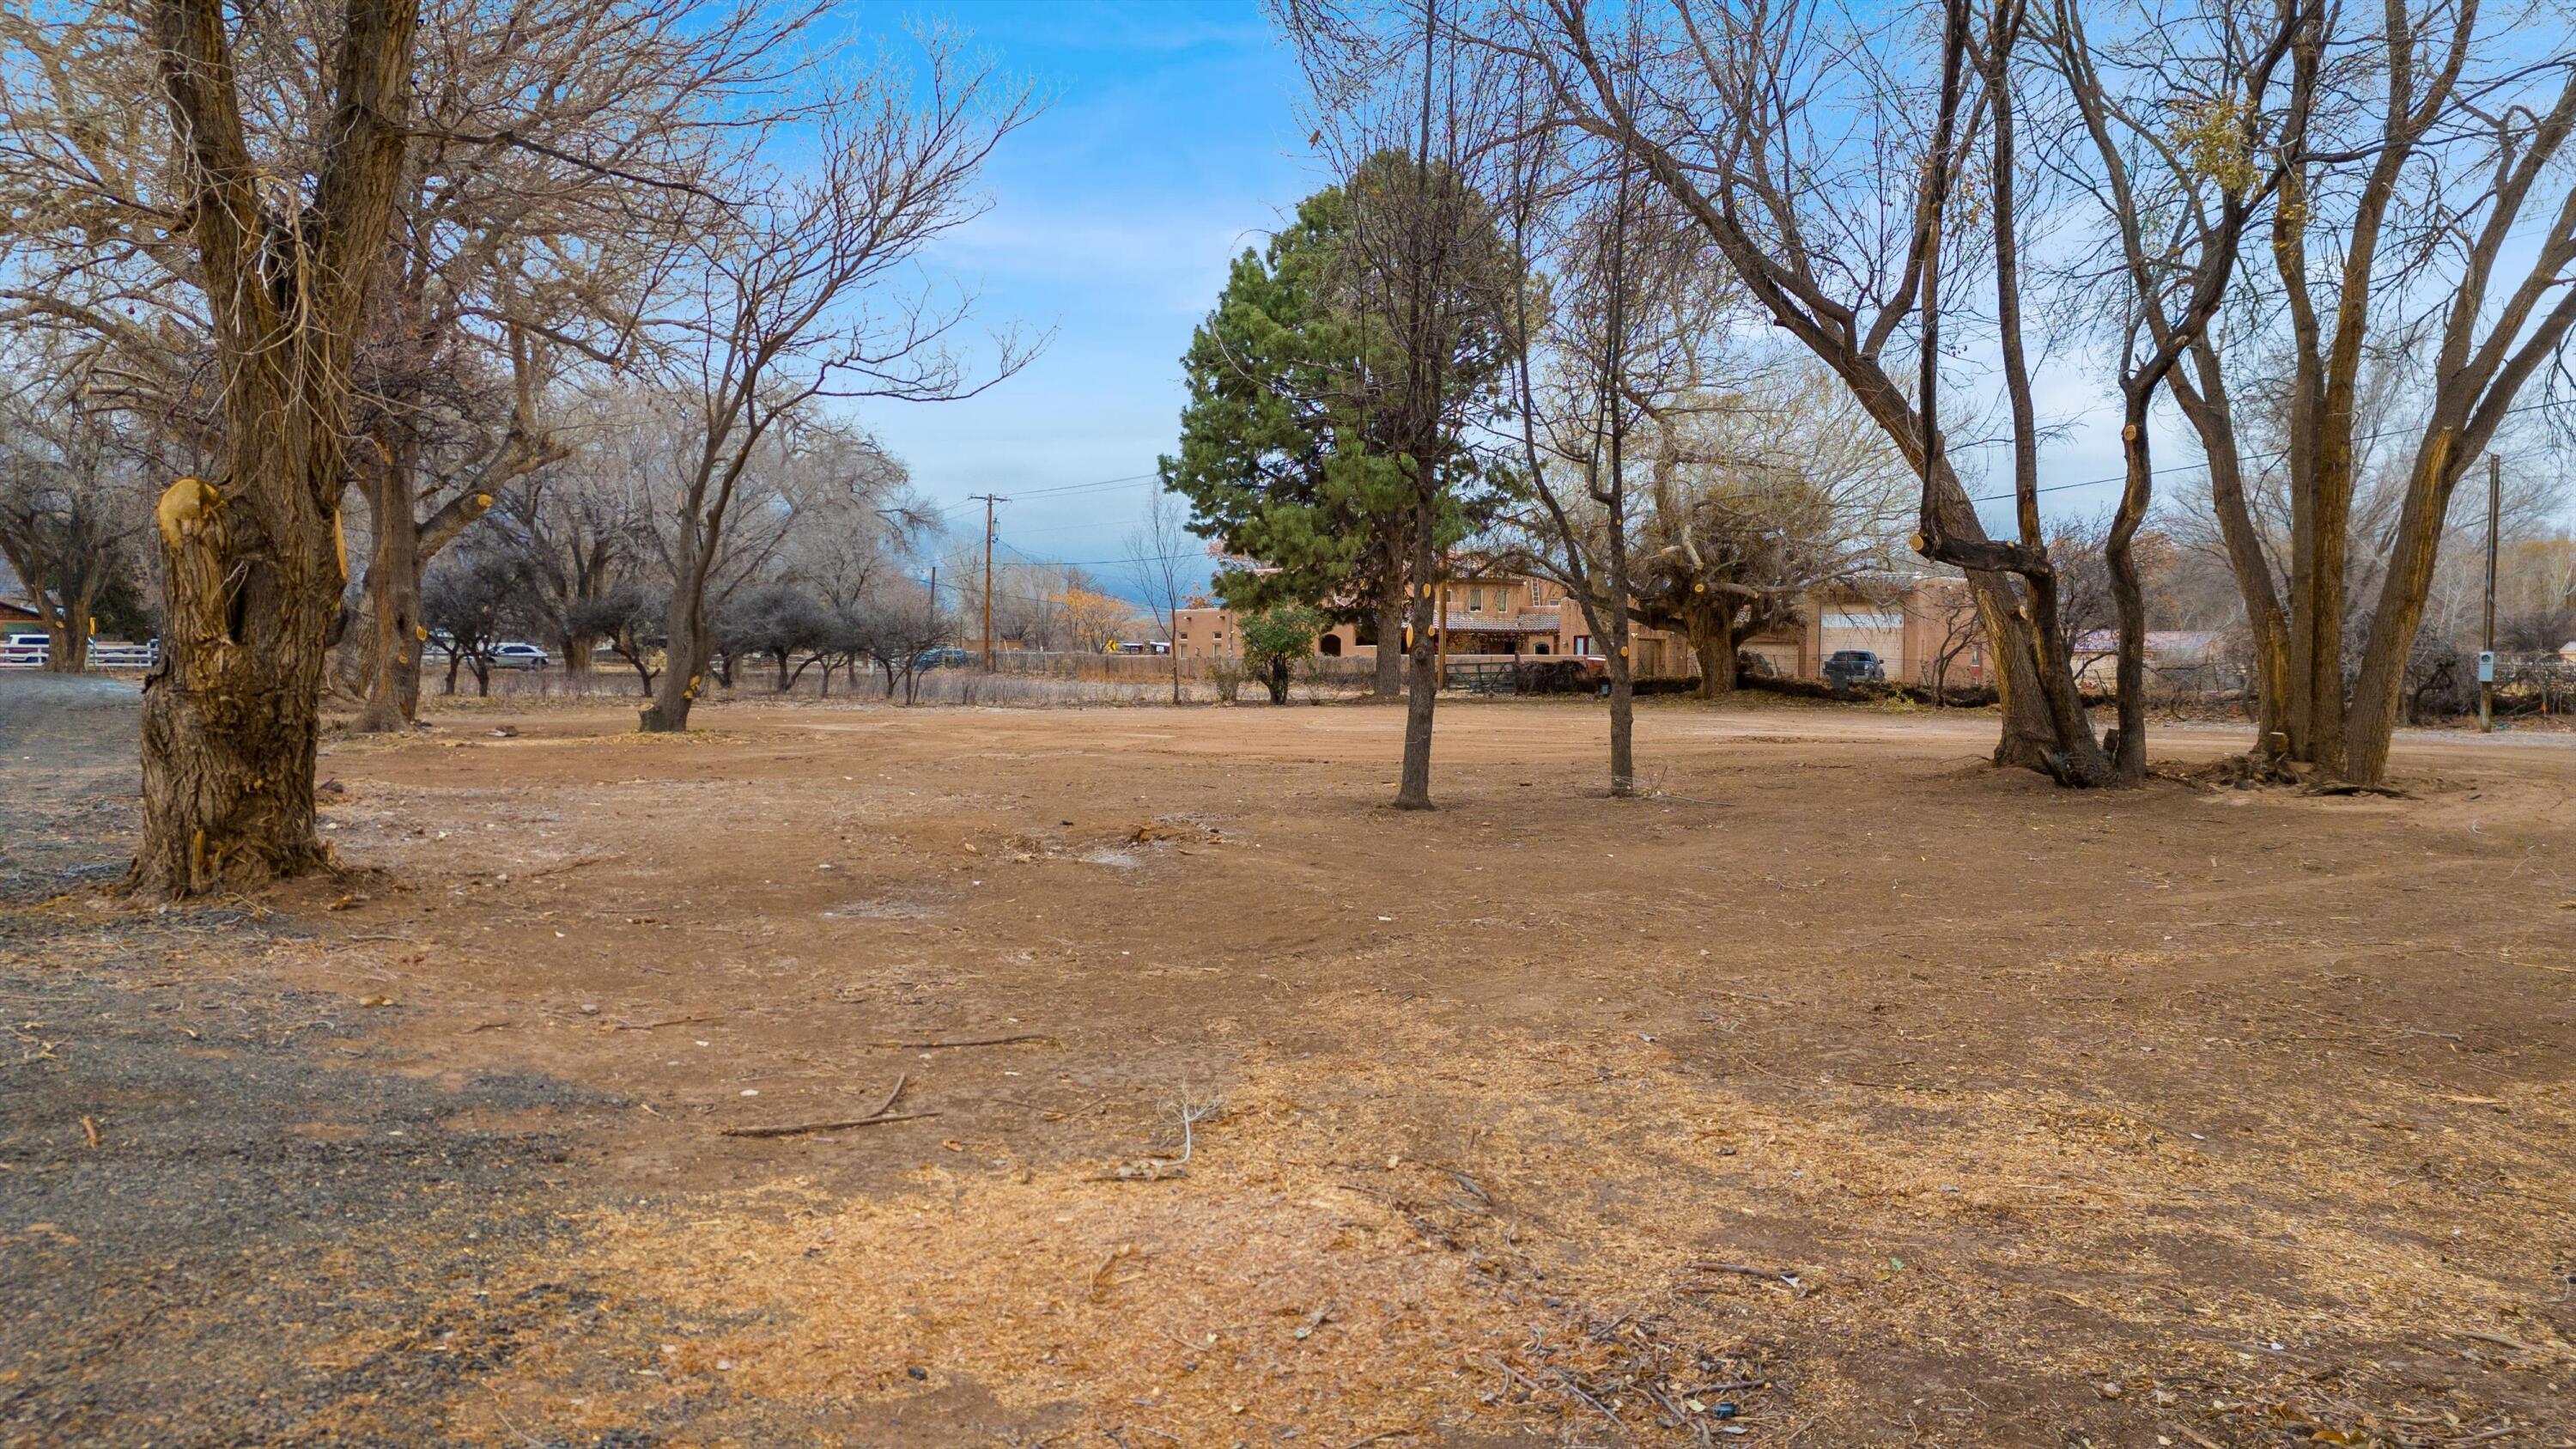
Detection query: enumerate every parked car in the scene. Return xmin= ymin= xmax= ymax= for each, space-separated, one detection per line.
xmin=914 ymin=646 xmax=974 ymax=670
xmin=488 ymin=642 xmax=551 ymax=671
xmin=1821 ymin=649 xmax=1885 ymax=688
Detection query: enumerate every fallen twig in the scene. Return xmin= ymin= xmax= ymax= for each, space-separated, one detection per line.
xmin=609 ymin=1013 xmax=715 ymax=1032
xmin=521 ymin=852 xmax=625 ymax=880
xmin=2460 ymin=1330 xmax=2570 ymax=1361
xmin=717 ymin=1074 xmax=917 ymax=1139
xmin=875 ymin=1032 xmax=1054 ymax=1050
xmin=1688 ymin=1262 xmax=1806 ymax=1291
xmin=718 ymin=1111 xmax=938 ymax=1139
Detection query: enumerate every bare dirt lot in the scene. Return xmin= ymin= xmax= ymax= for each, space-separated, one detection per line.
xmin=5 ymin=685 xmax=2573 ymax=1448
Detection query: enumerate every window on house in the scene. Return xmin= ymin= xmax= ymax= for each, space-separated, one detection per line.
xmin=1574 ymin=635 xmax=1591 ymax=654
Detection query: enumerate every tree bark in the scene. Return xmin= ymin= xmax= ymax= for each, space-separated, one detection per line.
xmin=355 ymin=429 xmax=420 ymax=732
xmin=2172 ymin=350 xmax=2292 ymax=752
xmin=39 ymin=578 xmax=99 ymax=673
xmin=641 ymin=535 xmax=705 ymax=732
xmin=133 ymin=0 xmax=419 ymax=898
xmin=1393 ymin=533 xmax=1438 ymax=809
xmin=1372 ymin=589 xmax=1404 ymax=698
xmin=1689 ymin=612 xmax=1734 ymax=699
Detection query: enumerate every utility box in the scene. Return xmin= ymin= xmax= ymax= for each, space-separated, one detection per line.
xmin=2476 ymin=650 xmax=2496 ymax=683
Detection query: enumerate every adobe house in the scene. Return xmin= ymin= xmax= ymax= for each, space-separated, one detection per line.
xmin=1172 ymin=572 xmax=1990 ymax=687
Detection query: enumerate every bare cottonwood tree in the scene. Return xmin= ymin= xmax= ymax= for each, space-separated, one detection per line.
xmin=337 ymin=0 xmax=812 ymax=732
xmin=2032 ymin=0 xmax=2312 ymax=776
xmin=2154 ymin=0 xmax=2576 ymax=782
xmin=0 ymin=370 xmax=148 ymax=671
xmin=637 ymin=32 xmax=1037 ymax=733
xmin=1126 ymin=488 xmax=1195 ymax=703
xmin=119 ymin=0 xmax=420 ymax=895
xmin=1481 ymin=0 xmax=2073 ymax=774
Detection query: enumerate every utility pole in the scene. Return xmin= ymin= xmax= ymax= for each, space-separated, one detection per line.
xmin=969 ymin=493 xmax=1005 ymax=670
xmin=2480 ymin=454 xmax=2500 ymax=731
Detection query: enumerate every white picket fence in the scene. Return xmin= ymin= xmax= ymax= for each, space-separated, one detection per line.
xmin=0 ymin=637 xmax=160 ymax=671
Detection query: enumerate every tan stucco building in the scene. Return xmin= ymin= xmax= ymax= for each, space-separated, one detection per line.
xmin=1174 ymin=573 xmax=1991 ymax=687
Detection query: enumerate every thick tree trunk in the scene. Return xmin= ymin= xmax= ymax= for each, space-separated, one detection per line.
xmin=134 ymin=478 xmax=339 ymax=895
xmin=1688 ymin=610 xmax=1735 ymax=700
xmin=355 ymin=437 xmax=420 ymax=733
xmin=133 ymin=0 xmax=417 ymax=898
xmin=39 ymin=595 xmax=94 ymax=673
xmin=2343 ymin=424 xmax=2469 ymax=785
xmin=1964 ymin=569 xmax=2072 ymax=773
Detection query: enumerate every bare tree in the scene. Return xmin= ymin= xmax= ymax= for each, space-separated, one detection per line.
xmin=1480 ymin=0 xmax=2072 ymax=774
xmin=337 ymin=0 xmax=814 ymax=732
xmin=2148 ymin=0 xmax=2576 ymax=782
xmin=636 ymin=32 xmax=1038 ymax=733
xmin=112 ymin=0 xmax=422 ymax=896
xmin=1499 ymin=70 xmax=1698 ymax=796
xmin=0 ymin=374 xmax=148 ymax=671
xmin=1126 ymin=489 xmax=1195 ymax=703
xmin=1628 ymin=363 xmax=1910 ymax=697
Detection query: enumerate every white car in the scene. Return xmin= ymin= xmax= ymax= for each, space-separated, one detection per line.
xmin=487 ymin=642 xmax=551 ymax=671
xmin=2 ymin=631 xmax=49 ymax=667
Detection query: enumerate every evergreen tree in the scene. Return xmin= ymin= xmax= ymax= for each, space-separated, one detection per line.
xmin=1160 ymin=158 xmax=1517 ymax=697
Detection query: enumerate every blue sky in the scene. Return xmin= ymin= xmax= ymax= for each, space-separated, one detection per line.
xmin=846 ymin=0 xmax=1322 ymax=605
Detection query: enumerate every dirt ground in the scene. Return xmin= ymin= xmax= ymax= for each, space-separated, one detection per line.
xmin=3 ymin=682 xmax=2572 ymax=1448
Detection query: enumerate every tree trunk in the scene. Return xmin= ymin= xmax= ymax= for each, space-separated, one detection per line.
xmin=134 ymin=476 xmax=340 ymax=895
xmin=642 ymin=506 xmax=708 ymax=730
xmin=641 ymin=594 xmax=702 ymax=732
xmin=2342 ymin=423 xmax=2470 ymax=784
xmin=1372 ymin=591 xmax=1404 ymax=699
xmin=133 ymin=0 xmax=418 ymax=898
xmin=355 ymin=434 xmax=420 ymax=733
xmin=1606 ymin=642 xmax=1634 ymax=797
xmin=1689 ymin=609 xmax=1735 ymax=699
xmin=1393 ymin=530 xmax=1438 ymax=810
xmin=1605 ymin=528 xmax=1636 ymax=799
xmin=39 ymin=590 xmax=94 ymax=673
xmin=2172 ymin=356 xmax=2292 ymax=754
